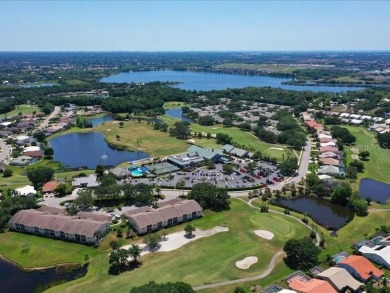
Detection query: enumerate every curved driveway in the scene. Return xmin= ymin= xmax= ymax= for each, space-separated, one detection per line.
xmin=38 ymin=106 xmax=61 ymax=130
xmin=0 ymin=140 xmax=11 ymax=162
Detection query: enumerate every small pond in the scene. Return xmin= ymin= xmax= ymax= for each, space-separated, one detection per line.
xmin=272 ymin=197 xmax=354 ymax=230
xmin=50 ymin=132 xmax=149 ymax=169
xmin=89 ymin=115 xmax=114 ymax=127
xmin=0 ymin=258 xmax=86 ymax=292
xmin=359 ymin=178 xmax=390 ymax=204
xmin=165 ymin=108 xmax=193 ymax=123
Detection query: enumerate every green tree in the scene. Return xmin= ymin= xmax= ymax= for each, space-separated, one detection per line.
xmin=109 ymin=248 xmax=130 ymax=268
xmin=351 ymin=198 xmax=368 ymax=216
xmin=349 ymin=160 xmax=365 ymax=172
xmin=54 ymin=183 xmax=72 ymax=197
xmin=33 ymin=131 xmax=46 ymax=142
xmin=74 ymin=189 xmax=94 ymax=210
xmin=128 ymin=244 xmax=142 ymax=263
xmin=110 ymin=240 xmax=121 ymax=250
xmin=144 ymin=233 xmax=161 ymax=251
xmin=222 ymin=163 xmax=234 ymax=174
xmin=215 ymin=133 xmax=232 ymax=144
xmin=198 ymin=115 xmax=215 ymax=126
xmin=331 ymin=182 xmax=352 ymax=206
xmin=283 ymin=237 xmax=321 ymax=269
xmin=130 ymin=281 xmax=195 ymax=293
xmin=95 ymin=164 xmax=105 ymax=177
xmin=27 ymin=166 xmax=55 ymax=188
xmin=3 ymin=168 xmax=13 ymax=178
xmin=358 ymin=151 xmax=370 ymax=160
xmin=278 ymin=158 xmax=298 ymax=176
xmin=44 ymin=147 xmax=54 ymax=158
xmin=234 ymin=287 xmax=245 ymax=293
xmin=184 ymin=224 xmax=196 ymax=238
xmin=188 ymin=182 xmax=230 ymax=211
xmin=222 ymin=118 xmax=233 ymax=127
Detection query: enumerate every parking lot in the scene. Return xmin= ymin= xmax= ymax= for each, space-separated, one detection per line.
xmin=125 ymin=161 xmax=283 ymax=189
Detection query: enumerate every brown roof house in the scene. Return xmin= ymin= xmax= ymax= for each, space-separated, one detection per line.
xmin=9 ymin=209 xmax=110 ymax=245
xmin=42 ymin=181 xmax=59 ymax=194
xmin=127 ymin=200 xmax=202 ymax=234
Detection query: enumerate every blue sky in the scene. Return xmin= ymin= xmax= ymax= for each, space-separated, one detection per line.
xmin=0 ymin=1 xmax=389 ymax=51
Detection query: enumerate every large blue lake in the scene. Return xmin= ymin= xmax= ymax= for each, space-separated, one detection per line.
xmin=101 ymin=70 xmax=364 ymax=92
xmin=50 ymin=132 xmax=149 ymax=169
xmin=359 ymin=178 xmax=390 ymax=204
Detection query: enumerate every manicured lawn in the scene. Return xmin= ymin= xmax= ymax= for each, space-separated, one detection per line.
xmin=0 ymin=232 xmax=97 ymax=268
xmin=94 ymin=120 xmax=191 ymax=157
xmin=0 ymin=104 xmax=40 ymax=118
xmin=343 ymin=126 xmax=390 ymax=187
xmin=163 ymin=101 xmax=188 ymax=109
xmin=47 ymin=199 xmax=307 ymax=292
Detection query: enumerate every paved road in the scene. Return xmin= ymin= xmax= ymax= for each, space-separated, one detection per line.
xmin=38 ymin=106 xmax=61 ymax=130
xmin=0 ymin=140 xmax=11 ymax=163
xmin=193 ymin=251 xmax=285 ymax=290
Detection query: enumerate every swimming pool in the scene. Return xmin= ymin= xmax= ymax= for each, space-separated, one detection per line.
xmin=372 ymin=236 xmax=384 ymax=245
xmin=128 ymin=166 xmax=150 ymax=177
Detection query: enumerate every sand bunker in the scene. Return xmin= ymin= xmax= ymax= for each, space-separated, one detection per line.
xmin=254 ymin=230 xmax=274 ymax=240
xmin=235 ymin=256 xmax=258 ymax=269
xmin=351 ymin=155 xmax=359 ymax=160
xmin=269 ymin=147 xmax=284 ymax=151
xmin=123 ymin=226 xmax=229 ymax=260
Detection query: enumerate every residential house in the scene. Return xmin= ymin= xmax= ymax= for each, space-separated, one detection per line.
xmin=9 ymin=156 xmax=33 ymax=166
xmin=42 ymin=181 xmax=59 ymax=194
xmin=288 ymin=278 xmax=336 ymax=293
xmin=319 ymin=158 xmax=340 ymax=166
xmin=319 ymin=152 xmax=339 ymax=159
xmin=318 ymin=165 xmax=341 ymax=176
xmin=126 ymin=200 xmax=202 ymax=234
xmin=359 ymin=245 xmax=390 ymax=269
xmin=9 ymin=209 xmax=110 ymax=245
xmin=317 ymin=267 xmax=363 ymax=292
xmin=72 ymin=174 xmax=100 ymax=188
xmin=14 ymin=185 xmax=36 ymax=197
xmin=319 ymin=146 xmax=339 ymax=153
xmin=337 ymin=255 xmax=384 ymax=282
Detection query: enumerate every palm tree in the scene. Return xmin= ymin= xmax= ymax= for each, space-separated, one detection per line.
xmin=128 ymin=244 xmax=142 ymax=263
xmin=184 ymin=224 xmax=196 ymax=238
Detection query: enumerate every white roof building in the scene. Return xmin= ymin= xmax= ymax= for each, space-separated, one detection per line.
xmin=320 ymin=142 xmax=337 ymax=147
xmin=340 ymin=113 xmax=350 ymax=117
xmin=349 ymin=114 xmax=361 ymax=119
xmin=350 ymin=119 xmax=363 ymax=125
xmin=15 ymin=185 xmax=36 ymax=197
xmin=361 ymin=115 xmax=372 ymax=120
xmin=24 ymin=146 xmax=41 ymax=152
xmin=359 ymin=245 xmax=390 ymax=269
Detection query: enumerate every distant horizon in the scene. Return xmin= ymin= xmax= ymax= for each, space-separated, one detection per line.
xmin=1 ymin=1 xmax=389 ymax=51
xmin=1 ymin=50 xmax=390 ymax=53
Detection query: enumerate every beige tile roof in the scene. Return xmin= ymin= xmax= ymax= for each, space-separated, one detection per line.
xmin=10 ymin=209 xmax=108 ymax=237
xmin=318 ymin=267 xmax=363 ymax=291
xmin=128 ymin=200 xmax=202 ymax=229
